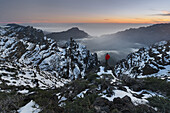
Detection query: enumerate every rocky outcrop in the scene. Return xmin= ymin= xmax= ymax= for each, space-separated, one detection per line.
xmin=142 ymin=64 xmax=159 ymax=75
xmin=114 ymin=40 xmax=170 ymax=78
xmin=0 ymin=25 xmax=98 ymax=89
xmin=3 ymin=24 xmax=45 ymax=44
xmin=93 ymin=96 xmax=157 ymax=113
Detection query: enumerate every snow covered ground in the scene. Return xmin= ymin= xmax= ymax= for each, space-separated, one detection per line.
xmin=18 ymin=100 xmax=41 ymax=113
xmin=0 ymin=25 xmax=98 ymax=89
xmin=114 ymin=40 xmax=170 ymax=79
xmin=138 ymin=65 xmax=170 ymax=80
xmin=17 ymin=89 xmax=29 ymax=94
xmin=0 ymin=66 xmax=70 ymax=89
xmin=97 ymin=66 xmax=165 ymax=106
xmin=101 ymin=86 xmax=164 ymax=106
xmin=97 ymin=66 xmax=118 ymax=82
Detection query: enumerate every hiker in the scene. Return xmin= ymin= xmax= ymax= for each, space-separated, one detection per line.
xmin=105 ymin=53 xmax=110 ymax=67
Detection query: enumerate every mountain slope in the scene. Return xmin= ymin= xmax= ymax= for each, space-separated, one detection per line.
xmin=83 ymin=23 xmax=170 ymax=65
xmin=2 ymin=24 xmax=45 ymax=44
xmin=46 ymin=27 xmax=89 ymax=41
xmin=0 ymin=24 xmax=169 ymax=113
xmin=108 ymin=23 xmax=170 ymax=45
xmin=114 ymin=40 xmax=170 ymax=79
xmin=0 ymin=25 xmax=98 ymax=89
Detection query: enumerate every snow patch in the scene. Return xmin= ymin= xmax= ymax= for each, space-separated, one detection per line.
xmin=101 ymin=86 xmax=164 ymax=105
xmin=77 ymin=89 xmax=89 ymax=98
xmin=97 ymin=66 xmax=117 ymax=82
xmin=18 ymin=100 xmax=41 ymax=113
xmin=18 ymin=89 xmax=29 ymax=94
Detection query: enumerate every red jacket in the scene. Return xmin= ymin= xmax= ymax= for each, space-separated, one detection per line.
xmin=105 ymin=54 xmax=110 ymax=60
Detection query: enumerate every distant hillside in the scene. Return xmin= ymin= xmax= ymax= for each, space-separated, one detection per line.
xmin=81 ymin=23 xmax=170 ymax=64
xmin=46 ymin=27 xmax=89 ymax=41
xmin=108 ymin=23 xmax=170 ymax=45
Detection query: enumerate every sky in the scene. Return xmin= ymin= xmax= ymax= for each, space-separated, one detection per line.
xmin=0 ymin=0 xmax=170 ymax=24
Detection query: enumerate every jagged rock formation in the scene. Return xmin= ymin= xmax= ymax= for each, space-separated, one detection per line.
xmin=46 ymin=27 xmax=89 ymax=41
xmin=2 ymin=24 xmax=45 ymax=44
xmin=0 ymin=24 xmax=98 ymax=89
xmin=114 ymin=40 xmax=170 ymax=79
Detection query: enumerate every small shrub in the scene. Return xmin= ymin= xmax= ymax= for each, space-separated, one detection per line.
xmin=86 ymin=73 xmax=99 ymax=82
xmin=29 ymin=89 xmax=62 ymax=113
xmin=64 ymin=94 xmax=98 ymax=113
xmin=148 ymin=96 xmax=170 ymax=113
xmin=111 ymin=109 xmax=119 ymax=113
xmin=0 ymin=92 xmax=26 ymax=112
xmin=71 ymin=79 xmax=89 ymax=92
xmin=143 ymin=77 xmax=170 ymax=96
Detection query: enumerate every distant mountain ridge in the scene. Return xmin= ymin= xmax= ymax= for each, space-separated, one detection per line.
xmin=82 ymin=23 xmax=170 ymax=64
xmin=46 ymin=27 xmax=89 ymax=41
xmin=108 ymin=23 xmax=170 ymax=45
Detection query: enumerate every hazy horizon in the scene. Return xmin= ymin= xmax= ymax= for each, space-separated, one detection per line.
xmin=0 ymin=23 xmax=151 ymax=36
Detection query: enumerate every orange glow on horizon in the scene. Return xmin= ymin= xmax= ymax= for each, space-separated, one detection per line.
xmin=1 ymin=18 xmax=170 ymax=24
xmin=161 ymin=10 xmax=170 ymax=14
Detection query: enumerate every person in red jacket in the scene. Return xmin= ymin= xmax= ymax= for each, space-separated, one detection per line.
xmin=105 ymin=53 xmax=110 ymax=67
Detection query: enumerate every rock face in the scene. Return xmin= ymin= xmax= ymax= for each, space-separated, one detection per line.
xmin=142 ymin=64 xmax=159 ymax=75
xmin=0 ymin=25 xmax=98 ymax=89
xmin=46 ymin=27 xmax=89 ymax=41
xmin=114 ymin=40 xmax=170 ymax=78
xmin=4 ymin=24 xmax=45 ymax=44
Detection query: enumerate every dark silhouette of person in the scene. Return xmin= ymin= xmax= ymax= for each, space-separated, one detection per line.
xmin=105 ymin=53 xmax=110 ymax=68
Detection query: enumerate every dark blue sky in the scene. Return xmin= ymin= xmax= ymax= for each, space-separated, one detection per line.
xmin=0 ymin=0 xmax=170 ymax=23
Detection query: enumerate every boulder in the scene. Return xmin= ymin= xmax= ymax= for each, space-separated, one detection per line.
xmin=142 ymin=64 xmax=159 ymax=75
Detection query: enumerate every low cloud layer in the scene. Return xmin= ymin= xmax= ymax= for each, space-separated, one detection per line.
xmin=152 ymin=10 xmax=170 ymax=16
